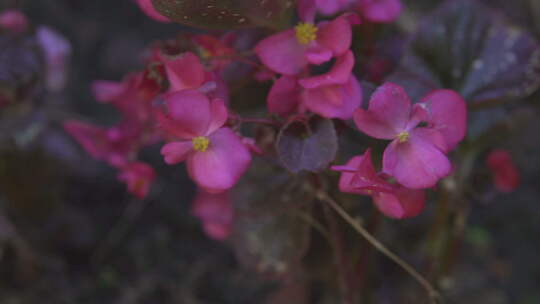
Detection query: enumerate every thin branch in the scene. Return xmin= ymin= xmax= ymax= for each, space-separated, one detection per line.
xmin=317 ymin=191 xmax=442 ymax=304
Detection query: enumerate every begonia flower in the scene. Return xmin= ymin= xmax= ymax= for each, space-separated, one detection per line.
xmin=255 ymin=15 xmax=352 ymax=75
xmin=159 ymin=90 xmax=251 ymax=192
xmin=63 ymin=120 xmax=141 ymax=167
xmin=0 ymin=9 xmax=28 ymax=34
xmin=267 ymin=51 xmax=362 ymax=119
xmin=486 ymin=149 xmax=520 ymax=193
xmin=157 ymin=52 xmax=206 ymax=92
xmin=298 ymin=0 xmax=401 ymax=23
xmin=354 ymin=83 xmax=466 ymax=189
xmin=117 ymin=161 xmax=156 ymax=199
xmin=135 ymin=0 xmax=171 ymax=23
xmin=191 ymin=189 xmax=233 ymax=240
xmin=332 ymin=149 xmax=425 ymax=219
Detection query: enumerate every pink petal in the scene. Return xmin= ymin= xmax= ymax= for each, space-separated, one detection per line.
xmin=268 ymin=76 xmax=302 ymax=117
xmin=382 ymin=129 xmax=451 ymax=189
xmin=63 ymin=120 xmax=108 ymax=160
xmin=135 ymin=0 xmax=171 ymax=22
xmin=353 ymin=82 xmax=412 ymax=139
xmin=302 ymin=75 xmax=362 ymax=120
xmin=420 ymin=89 xmax=467 ymax=151
xmin=92 ymin=80 xmax=124 ymax=102
xmin=373 ymin=187 xmax=425 ymax=219
xmin=334 ymin=149 xmax=392 ymax=195
xmin=117 ymin=162 xmax=156 ymax=199
xmin=160 ymin=141 xmax=193 ymax=164
xmin=161 ymin=52 xmax=205 ymax=91
xmin=298 ymin=0 xmax=317 ymax=22
xmin=299 ymin=50 xmax=354 ymax=89
xmin=305 ymin=44 xmax=333 ymax=65
xmin=187 ymin=128 xmax=252 ymax=192
xmin=161 ymin=90 xmax=212 ymax=138
xmin=0 ymin=9 xmax=28 ymax=33
xmin=255 ymin=29 xmax=308 ymax=75
xmin=206 ymin=99 xmax=228 ymax=135
xmin=486 ymin=149 xmax=520 ymax=193
xmin=357 ymin=0 xmax=402 ymax=23
xmin=316 ymin=0 xmax=354 ymax=15
xmin=191 ymin=190 xmax=233 ymax=240
xmin=317 ymin=15 xmax=352 ymax=57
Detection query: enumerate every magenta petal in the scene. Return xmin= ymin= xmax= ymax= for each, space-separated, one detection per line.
xmin=63 ymin=120 xmax=108 ymax=160
xmin=336 ymin=149 xmax=392 ymax=195
xmin=353 ymin=82 xmax=412 ymax=139
xmin=187 ymin=128 xmax=251 ymax=192
xmin=298 ymin=0 xmax=317 ymax=22
xmin=383 ymin=130 xmax=451 ymax=189
xmin=316 ymin=0 xmax=353 ymax=15
xmin=136 ymin=0 xmax=171 ymax=22
xmin=373 ymin=188 xmax=425 ymax=219
xmin=300 ymin=51 xmax=354 ymax=89
xmin=317 ymin=15 xmax=352 ymax=57
xmin=117 ymin=162 xmax=156 ymax=199
xmin=206 ymin=99 xmax=228 ymax=135
xmin=255 ymin=30 xmax=308 ymax=75
xmin=305 ymin=44 xmax=333 ymax=65
xmin=358 ymin=0 xmax=402 ymax=23
xmin=162 ymin=52 xmax=205 ymax=91
xmin=420 ymin=89 xmax=467 ymax=151
xmin=191 ymin=190 xmax=233 ymax=240
xmin=302 ymin=75 xmax=362 ymax=120
xmin=163 ymin=90 xmax=212 ymax=137
xmin=268 ymin=76 xmax=301 ymax=117
xmin=161 ymin=141 xmax=193 ymax=164
xmin=92 ymin=80 xmax=124 ymax=102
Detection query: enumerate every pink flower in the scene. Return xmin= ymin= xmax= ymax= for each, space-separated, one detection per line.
xmin=0 ymin=9 xmax=28 ymax=34
xmin=135 ymin=0 xmax=170 ymax=23
xmin=191 ymin=190 xmax=233 ymax=240
xmin=354 ymin=83 xmax=466 ymax=189
xmin=267 ymin=51 xmax=362 ymax=119
xmin=36 ymin=26 xmax=72 ymax=91
xmin=486 ymin=149 xmax=520 ymax=193
xmin=159 ymin=90 xmax=251 ymax=192
xmin=117 ymin=162 xmax=156 ymax=199
xmin=157 ymin=52 xmax=206 ymax=92
xmin=63 ymin=120 xmax=141 ymax=167
xmin=356 ymin=0 xmax=402 ymax=23
xmin=332 ymin=149 xmax=425 ymax=219
xmin=91 ymin=71 xmax=160 ymax=124
xmin=255 ymin=15 xmax=352 ymax=75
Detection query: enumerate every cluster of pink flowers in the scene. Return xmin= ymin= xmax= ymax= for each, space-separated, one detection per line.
xmin=333 ymin=84 xmax=467 ymax=218
xmin=64 ymin=0 xmax=469 ymax=239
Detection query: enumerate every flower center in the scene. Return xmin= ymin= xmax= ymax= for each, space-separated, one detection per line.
xmin=397 ymin=131 xmax=410 ymax=143
xmin=192 ymin=136 xmax=210 ymax=152
xmin=295 ymin=22 xmax=318 ymax=45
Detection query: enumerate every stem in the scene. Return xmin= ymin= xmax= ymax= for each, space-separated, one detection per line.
xmin=317 ymin=191 xmax=442 ymax=304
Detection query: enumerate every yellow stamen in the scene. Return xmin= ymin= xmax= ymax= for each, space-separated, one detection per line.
xmin=397 ymin=131 xmax=410 ymax=143
xmin=192 ymin=136 xmax=210 ymax=152
xmin=295 ymin=22 xmax=318 ymax=45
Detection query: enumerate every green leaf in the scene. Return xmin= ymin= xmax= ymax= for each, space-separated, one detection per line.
xmin=151 ymin=0 xmax=295 ymax=30
xmin=389 ymin=0 xmax=540 ymax=104
xmin=276 ymin=118 xmax=338 ymax=174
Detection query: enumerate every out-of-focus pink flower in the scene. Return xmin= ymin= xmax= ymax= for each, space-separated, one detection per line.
xmin=332 ymin=149 xmax=425 ymax=219
xmin=255 ymin=15 xmax=352 ymax=75
xmin=92 ymin=71 xmax=161 ymax=124
xmin=0 ymin=9 xmax=28 ymax=34
xmin=298 ymin=0 xmax=401 ymax=23
xmin=159 ymin=90 xmax=251 ymax=192
xmin=135 ymin=0 xmax=170 ymax=23
xmin=36 ymin=26 xmax=71 ymax=91
xmin=356 ymin=0 xmax=402 ymax=23
xmin=117 ymin=162 xmax=156 ymax=199
xmin=267 ymin=51 xmax=362 ymax=119
xmin=354 ymin=83 xmax=466 ymax=189
xmin=486 ymin=149 xmax=520 ymax=193
xmin=63 ymin=120 xmax=141 ymax=167
xmin=191 ymin=190 xmax=233 ymax=240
